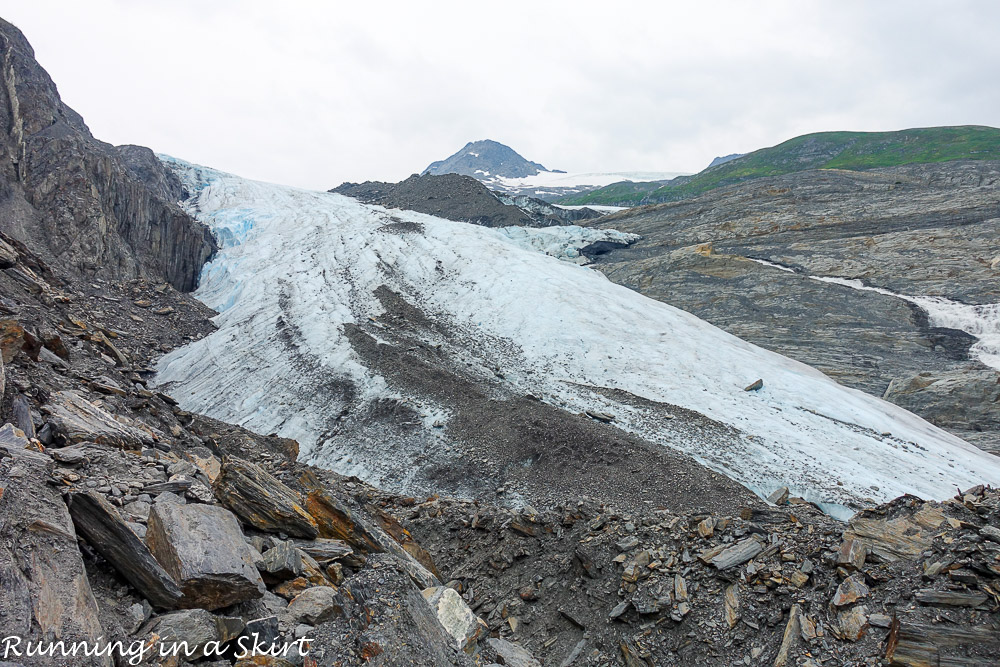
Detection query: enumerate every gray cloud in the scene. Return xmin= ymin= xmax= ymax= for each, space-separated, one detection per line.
xmin=6 ymin=0 xmax=999 ymax=188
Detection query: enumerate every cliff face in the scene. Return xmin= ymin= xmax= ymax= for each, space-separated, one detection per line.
xmin=0 ymin=19 xmax=215 ymax=291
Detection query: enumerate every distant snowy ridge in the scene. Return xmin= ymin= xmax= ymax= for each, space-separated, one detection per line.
xmin=154 ymin=157 xmax=1000 ymax=515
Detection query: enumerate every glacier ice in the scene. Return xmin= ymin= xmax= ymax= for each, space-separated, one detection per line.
xmin=154 ymin=157 xmax=1000 ymax=512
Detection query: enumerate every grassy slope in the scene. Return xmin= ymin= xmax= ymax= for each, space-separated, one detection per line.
xmin=559 ymin=126 xmax=1000 ymax=206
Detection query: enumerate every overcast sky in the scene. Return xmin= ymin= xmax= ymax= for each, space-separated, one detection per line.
xmin=4 ymin=1 xmax=998 ymax=189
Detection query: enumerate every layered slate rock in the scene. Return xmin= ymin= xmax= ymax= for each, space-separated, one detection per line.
xmin=0 ymin=432 xmax=108 ymax=664
xmin=213 ymin=458 xmax=319 ymax=538
xmin=146 ymin=502 xmax=266 ymax=610
xmin=42 ymin=390 xmax=154 ymax=448
xmin=66 ymin=491 xmax=183 ymax=609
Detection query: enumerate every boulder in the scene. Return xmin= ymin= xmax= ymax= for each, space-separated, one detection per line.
xmin=284 ymin=585 xmax=344 ymax=625
xmin=41 ymin=390 xmax=154 ymax=448
xmin=292 ymin=538 xmax=353 ymax=564
xmin=259 ymin=541 xmax=304 ymax=583
xmin=67 ymin=491 xmax=183 ymax=608
xmin=146 ymin=502 xmax=265 ymax=610
xmin=213 ymin=458 xmax=318 ymax=538
xmin=421 ymin=586 xmax=488 ymax=655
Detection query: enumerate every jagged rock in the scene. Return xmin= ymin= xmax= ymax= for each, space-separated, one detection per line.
xmin=11 ymin=394 xmax=35 ymax=438
xmin=0 ymin=319 xmax=25 ymax=363
xmin=744 ymin=378 xmax=764 ymax=392
xmin=144 ymin=609 xmax=244 ymax=660
xmin=844 ymin=501 xmax=947 ymax=561
xmin=487 ymin=637 xmax=541 ymax=667
xmin=837 ymin=605 xmax=869 ymax=642
xmin=0 ymin=438 xmax=108 ymax=663
xmin=832 ymin=575 xmax=870 ymax=606
xmin=292 ymin=538 xmax=353 ymax=563
xmin=240 ymin=615 xmax=281 ymax=651
xmin=837 ymin=538 xmax=867 ymax=570
xmin=767 ymin=486 xmax=790 ymax=505
xmin=708 ymin=536 xmax=764 ymax=570
xmin=773 ymin=604 xmax=802 ymax=667
xmin=67 ymin=491 xmax=183 ymax=608
xmin=724 ymin=583 xmax=741 ymax=628
xmin=213 ymin=458 xmax=318 ymax=538
xmin=146 ymin=502 xmax=265 ymax=610
xmin=259 ymin=542 xmax=304 ymax=582
xmin=41 ymin=390 xmax=154 ymax=448
xmin=421 ymin=586 xmax=488 ymax=655
xmin=186 ymin=446 xmax=222 ymax=483
xmin=0 ymin=235 xmax=16 ymax=268
xmin=303 ymin=481 xmax=439 ymax=588
xmin=284 ymin=585 xmax=344 ymax=625
xmin=980 ymin=525 xmax=1000 ymax=543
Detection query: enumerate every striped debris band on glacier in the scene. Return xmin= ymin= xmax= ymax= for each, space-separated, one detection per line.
xmin=153 ymin=156 xmax=1000 ymax=516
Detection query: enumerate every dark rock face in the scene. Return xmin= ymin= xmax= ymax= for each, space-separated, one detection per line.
xmin=422 ymin=139 xmax=549 ymax=179
xmin=584 ymin=162 xmax=1000 ymax=451
xmin=0 ymin=19 xmax=216 ymax=292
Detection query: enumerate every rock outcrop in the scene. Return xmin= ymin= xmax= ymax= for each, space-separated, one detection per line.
xmin=331 ymin=172 xmax=603 ymax=228
xmin=585 ymin=162 xmax=1000 ymax=451
xmin=0 ymin=19 xmax=216 ymax=291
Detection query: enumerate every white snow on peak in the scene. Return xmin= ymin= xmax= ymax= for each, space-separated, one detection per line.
xmin=154 ymin=157 xmax=1000 ymax=513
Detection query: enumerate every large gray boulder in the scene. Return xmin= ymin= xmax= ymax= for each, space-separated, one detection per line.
xmin=146 ymin=502 xmax=265 ymax=610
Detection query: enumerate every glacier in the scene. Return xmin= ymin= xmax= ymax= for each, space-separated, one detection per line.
xmin=154 ymin=157 xmax=1000 ymax=515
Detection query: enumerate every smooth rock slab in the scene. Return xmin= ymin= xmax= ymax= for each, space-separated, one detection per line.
xmin=422 ymin=586 xmax=488 ymax=655
xmin=146 ymin=502 xmax=265 ymax=610
xmin=487 ymin=637 xmax=541 ymax=667
xmin=42 ymin=390 xmax=153 ymax=448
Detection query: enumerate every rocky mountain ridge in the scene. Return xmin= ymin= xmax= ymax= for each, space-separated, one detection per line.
xmin=330 ymin=172 xmax=604 ymax=228
xmin=423 ymin=140 xmax=551 ymax=180
xmin=561 ymin=126 xmax=1000 ymax=206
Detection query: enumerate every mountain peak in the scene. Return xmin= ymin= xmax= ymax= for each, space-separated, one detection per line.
xmin=422 ymin=139 xmax=552 ymax=179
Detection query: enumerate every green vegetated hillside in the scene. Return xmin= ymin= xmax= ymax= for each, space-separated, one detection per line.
xmin=560 ymin=125 xmax=1000 ymax=206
